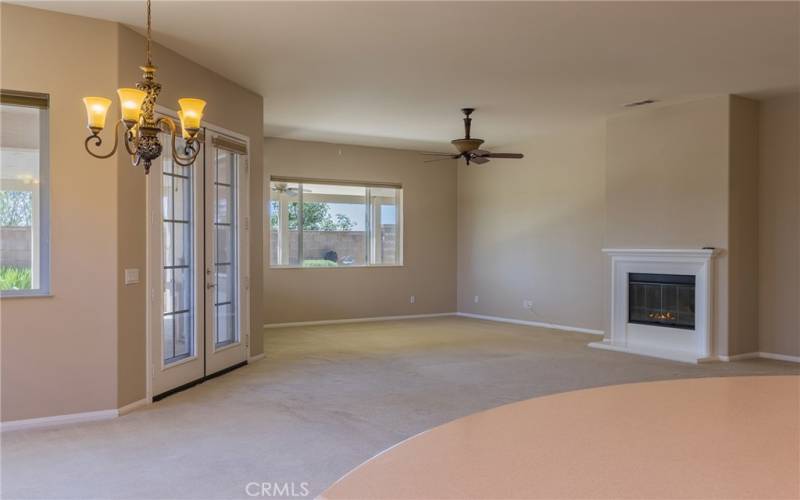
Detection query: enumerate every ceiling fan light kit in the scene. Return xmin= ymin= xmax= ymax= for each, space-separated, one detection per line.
xmin=423 ymin=108 xmax=524 ymax=165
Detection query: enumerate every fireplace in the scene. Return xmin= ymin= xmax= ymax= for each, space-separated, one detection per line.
xmin=628 ymin=273 xmax=695 ymax=330
xmin=590 ymin=248 xmax=716 ymax=363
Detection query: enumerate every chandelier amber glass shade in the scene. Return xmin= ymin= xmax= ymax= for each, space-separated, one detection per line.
xmin=177 ymin=111 xmax=191 ymax=139
xmin=178 ymin=98 xmax=206 ymax=131
xmin=82 ymin=97 xmax=112 ymax=131
xmin=116 ymin=88 xmax=147 ymax=124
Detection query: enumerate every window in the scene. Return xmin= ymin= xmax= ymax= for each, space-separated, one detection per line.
xmin=269 ymin=178 xmax=402 ymax=267
xmin=0 ymin=91 xmax=50 ymax=296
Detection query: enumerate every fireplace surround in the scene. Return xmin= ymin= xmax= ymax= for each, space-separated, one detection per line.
xmin=590 ymin=248 xmax=716 ymax=363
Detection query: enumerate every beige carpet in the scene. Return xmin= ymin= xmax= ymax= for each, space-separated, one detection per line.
xmin=2 ymin=316 xmax=797 ymax=499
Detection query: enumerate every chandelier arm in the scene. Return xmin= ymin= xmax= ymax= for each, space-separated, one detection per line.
xmin=157 ymin=116 xmax=201 ymax=167
xmin=123 ymin=127 xmax=140 ymax=156
xmin=172 ymin=141 xmax=201 ymax=167
xmin=84 ymin=120 xmax=123 ymax=159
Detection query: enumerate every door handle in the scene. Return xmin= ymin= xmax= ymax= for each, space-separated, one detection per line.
xmin=206 ymin=267 xmax=215 ymax=289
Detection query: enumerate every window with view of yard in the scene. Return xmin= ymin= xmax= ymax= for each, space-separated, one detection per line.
xmin=0 ymin=92 xmax=50 ymax=295
xmin=269 ymin=179 xmax=402 ymax=267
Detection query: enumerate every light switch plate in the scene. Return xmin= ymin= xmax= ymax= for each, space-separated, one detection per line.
xmin=124 ymin=268 xmax=140 ymax=285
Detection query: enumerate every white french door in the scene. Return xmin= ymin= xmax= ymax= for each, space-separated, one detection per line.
xmin=204 ymin=138 xmax=249 ymax=375
xmin=148 ymin=121 xmax=250 ymax=399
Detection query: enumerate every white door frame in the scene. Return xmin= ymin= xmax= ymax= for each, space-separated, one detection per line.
xmin=146 ymin=105 xmax=251 ymax=401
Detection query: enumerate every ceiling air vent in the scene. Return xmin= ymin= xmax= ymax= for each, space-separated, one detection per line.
xmin=624 ymin=99 xmax=658 ymax=108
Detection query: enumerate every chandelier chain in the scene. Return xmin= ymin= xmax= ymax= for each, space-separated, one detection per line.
xmin=146 ymin=0 xmax=152 ymax=66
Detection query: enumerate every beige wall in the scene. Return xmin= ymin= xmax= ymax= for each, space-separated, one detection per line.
xmin=1 ymin=5 xmax=120 ymax=421
xmin=605 ymin=96 xmax=734 ymax=354
xmin=263 ymin=138 xmax=457 ymax=324
xmin=728 ymin=96 xmax=760 ymax=355
xmin=758 ymin=93 xmax=799 ymax=357
xmin=456 ymin=125 xmax=607 ymax=331
xmin=0 ymin=5 xmax=264 ymax=420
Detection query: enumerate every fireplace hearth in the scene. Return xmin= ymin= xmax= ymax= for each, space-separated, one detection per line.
xmin=628 ymin=273 xmax=695 ymax=330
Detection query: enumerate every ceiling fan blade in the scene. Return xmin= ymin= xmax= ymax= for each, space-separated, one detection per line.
xmin=469 ymin=149 xmax=491 ymax=157
xmin=470 ymin=156 xmax=490 ymax=165
xmin=421 ymin=152 xmax=458 ymax=156
xmin=424 ymin=156 xmax=459 ymax=163
xmin=485 ymin=153 xmax=524 ymax=159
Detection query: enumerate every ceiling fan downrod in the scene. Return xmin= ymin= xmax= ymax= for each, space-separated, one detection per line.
xmin=462 ymin=107 xmax=474 ymax=139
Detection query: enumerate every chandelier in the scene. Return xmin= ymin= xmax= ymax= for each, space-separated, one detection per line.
xmin=82 ymin=0 xmax=206 ymax=174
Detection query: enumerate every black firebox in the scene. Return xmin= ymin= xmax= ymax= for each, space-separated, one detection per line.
xmin=628 ymin=273 xmax=695 ymax=330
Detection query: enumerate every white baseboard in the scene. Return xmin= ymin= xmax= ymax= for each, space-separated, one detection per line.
xmin=589 ymin=340 xmax=706 ymax=364
xmin=717 ymin=352 xmax=760 ymax=362
xmin=1 ymin=409 xmax=118 ymax=432
xmin=263 ymin=312 xmax=456 ymax=329
xmin=456 ymin=312 xmax=605 ymax=336
xmin=758 ymin=351 xmax=800 ymax=363
xmin=3 ymin=397 xmax=152 ymax=432
xmin=262 ymin=311 xmax=603 ymax=336
xmin=118 ymin=398 xmax=150 ymax=416
xmin=248 ymin=352 xmax=265 ymax=363
xmin=681 ymin=351 xmax=799 ymax=363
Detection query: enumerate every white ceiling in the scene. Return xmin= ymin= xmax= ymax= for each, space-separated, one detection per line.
xmin=16 ymin=1 xmax=800 ymax=152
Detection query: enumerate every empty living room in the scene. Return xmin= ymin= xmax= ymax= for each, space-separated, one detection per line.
xmin=1 ymin=1 xmax=798 ymax=499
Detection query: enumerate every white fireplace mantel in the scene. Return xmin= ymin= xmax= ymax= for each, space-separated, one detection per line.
xmin=590 ymin=248 xmax=717 ymax=363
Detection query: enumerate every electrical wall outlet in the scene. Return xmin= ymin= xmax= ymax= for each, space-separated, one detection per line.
xmin=410 ymin=295 xmax=416 ymax=304
xmin=474 ymin=295 xmax=479 ymax=304
xmin=523 ymin=299 xmax=533 ymax=310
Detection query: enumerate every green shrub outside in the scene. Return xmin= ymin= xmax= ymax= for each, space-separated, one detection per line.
xmin=0 ymin=266 xmax=32 ymax=290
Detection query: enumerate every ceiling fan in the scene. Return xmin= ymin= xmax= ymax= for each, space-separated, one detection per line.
xmin=423 ymin=108 xmax=524 ymax=165
xmin=271 ymin=183 xmax=311 ymax=197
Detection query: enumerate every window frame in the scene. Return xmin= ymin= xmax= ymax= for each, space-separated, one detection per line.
xmin=0 ymin=91 xmax=51 ymax=298
xmin=268 ymin=177 xmax=403 ymax=269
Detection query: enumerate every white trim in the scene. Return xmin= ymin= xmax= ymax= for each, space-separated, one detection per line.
xmin=263 ymin=313 xmax=456 ymax=329
xmin=588 ymin=339 xmax=716 ymax=364
xmin=262 ymin=312 xmax=604 ymax=335
xmin=717 ymin=352 xmax=760 ymax=362
xmin=248 ymin=353 xmax=265 ymax=363
xmin=118 ymin=398 xmax=150 ymax=416
xmin=2 ymin=397 xmax=152 ymax=432
xmin=456 ymin=312 xmax=605 ymax=336
xmin=602 ymin=248 xmax=716 ymax=258
xmin=599 ymin=349 xmax=799 ymax=364
xmin=758 ymin=351 xmax=800 ymax=363
xmin=1 ymin=409 xmax=117 ymax=432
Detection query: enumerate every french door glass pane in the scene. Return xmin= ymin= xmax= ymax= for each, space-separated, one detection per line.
xmin=214 ymin=149 xmax=237 ymax=347
xmin=161 ymin=135 xmax=194 ymax=364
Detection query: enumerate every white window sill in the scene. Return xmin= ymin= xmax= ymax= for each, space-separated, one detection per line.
xmin=0 ymin=291 xmax=53 ymax=299
xmin=269 ymin=264 xmax=405 ymax=270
